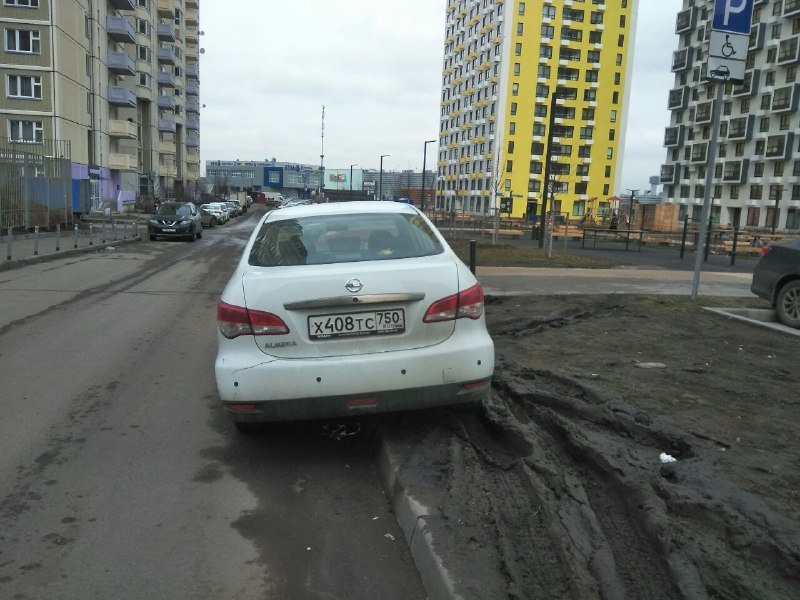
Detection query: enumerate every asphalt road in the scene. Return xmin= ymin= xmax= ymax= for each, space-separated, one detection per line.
xmin=0 ymin=209 xmax=425 ymax=599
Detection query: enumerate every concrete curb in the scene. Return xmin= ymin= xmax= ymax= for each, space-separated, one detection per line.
xmin=378 ymin=430 xmax=463 ymax=600
xmin=0 ymin=236 xmax=142 ymax=272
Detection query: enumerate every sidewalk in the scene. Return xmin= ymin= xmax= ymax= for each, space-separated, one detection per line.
xmin=0 ymin=220 xmax=143 ymax=272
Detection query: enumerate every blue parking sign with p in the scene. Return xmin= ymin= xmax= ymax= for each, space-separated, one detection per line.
xmin=712 ymin=0 xmax=754 ymax=34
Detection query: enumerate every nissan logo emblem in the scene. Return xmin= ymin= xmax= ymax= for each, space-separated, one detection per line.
xmin=345 ymin=278 xmax=363 ymax=293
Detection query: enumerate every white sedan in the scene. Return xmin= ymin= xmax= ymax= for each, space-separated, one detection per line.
xmin=214 ymin=201 xmax=495 ymax=430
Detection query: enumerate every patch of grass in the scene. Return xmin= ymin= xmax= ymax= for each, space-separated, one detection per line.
xmin=448 ymin=240 xmax=621 ymax=269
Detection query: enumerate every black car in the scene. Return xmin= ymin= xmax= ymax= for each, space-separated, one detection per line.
xmin=148 ymin=202 xmax=203 ymax=241
xmin=751 ymin=239 xmax=800 ymax=328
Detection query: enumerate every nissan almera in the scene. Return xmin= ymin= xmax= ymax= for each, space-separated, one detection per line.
xmin=214 ymin=201 xmax=495 ymax=431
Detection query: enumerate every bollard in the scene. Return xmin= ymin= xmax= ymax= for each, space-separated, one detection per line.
xmin=730 ymin=226 xmax=739 ymax=266
xmin=6 ymin=227 xmax=12 ymax=260
xmin=73 ymin=224 xmax=78 ymax=249
xmin=112 ymin=220 xmax=117 ymax=241
xmin=679 ymin=216 xmax=689 ymax=259
xmin=101 ymin=222 xmax=106 ymax=244
xmin=89 ymin=224 xmax=94 ymax=246
xmin=704 ymin=218 xmax=712 ymax=262
xmin=56 ymin=224 xmax=61 ymax=252
xmin=469 ymin=239 xmax=477 ymax=274
xmin=34 ymin=226 xmax=39 ymax=256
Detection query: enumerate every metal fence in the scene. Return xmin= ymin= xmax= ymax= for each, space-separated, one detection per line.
xmin=0 ymin=138 xmax=72 ymax=231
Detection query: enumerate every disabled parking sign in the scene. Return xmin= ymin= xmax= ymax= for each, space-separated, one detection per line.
xmin=707 ymin=0 xmax=754 ymax=83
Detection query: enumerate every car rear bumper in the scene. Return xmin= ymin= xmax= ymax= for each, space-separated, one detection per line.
xmin=215 ymin=333 xmax=494 ymax=422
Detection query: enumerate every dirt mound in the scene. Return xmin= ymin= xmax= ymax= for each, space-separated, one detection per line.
xmin=382 ymin=295 xmax=800 ymax=599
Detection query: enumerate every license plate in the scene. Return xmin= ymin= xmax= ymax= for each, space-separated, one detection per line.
xmin=162 ymin=228 xmax=176 ymax=233
xmin=308 ymin=309 xmax=405 ymax=340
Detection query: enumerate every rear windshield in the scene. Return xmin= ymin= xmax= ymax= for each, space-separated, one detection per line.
xmin=157 ymin=203 xmax=192 ymax=216
xmin=248 ymin=212 xmax=444 ymax=267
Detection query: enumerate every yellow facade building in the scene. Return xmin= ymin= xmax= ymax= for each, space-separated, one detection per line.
xmin=436 ymin=0 xmax=637 ymax=221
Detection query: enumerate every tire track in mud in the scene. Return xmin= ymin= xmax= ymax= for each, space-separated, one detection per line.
xmin=449 ymin=361 xmax=800 ymax=599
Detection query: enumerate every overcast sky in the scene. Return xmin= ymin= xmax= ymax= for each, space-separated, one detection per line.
xmin=199 ymin=0 xmax=682 ymax=193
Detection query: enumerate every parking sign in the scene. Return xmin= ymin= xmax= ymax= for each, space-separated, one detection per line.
xmin=712 ymin=0 xmax=754 ymax=34
xmin=707 ymin=0 xmax=754 ymax=83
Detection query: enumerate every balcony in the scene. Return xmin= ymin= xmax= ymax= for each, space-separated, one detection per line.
xmin=185 ymin=46 xmax=198 ymax=59
xmin=186 ymin=63 xmax=199 ymax=79
xmin=109 ymin=0 xmax=135 ymax=10
xmin=723 ymin=160 xmax=749 ymax=183
xmin=186 ymin=26 xmax=199 ymax=43
xmin=157 ymin=23 xmax=175 ymax=43
xmin=186 ymin=81 xmax=199 ymax=96
xmin=765 ymin=133 xmax=794 ymax=159
xmin=664 ymin=125 xmax=684 ymax=148
xmin=109 ymin=153 xmax=138 ymax=172
xmin=157 ymin=94 xmax=176 ymax=110
xmin=732 ymin=70 xmax=759 ymax=97
xmin=672 ymin=47 xmax=693 ymax=71
xmin=107 ymin=51 xmax=135 ymax=75
xmin=106 ymin=15 xmax=136 ymax=44
xmin=158 ymin=162 xmax=177 ymax=178
xmin=158 ymin=118 xmax=176 ymax=133
xmin=749 ymin=22 xmax=765 ymax=52
xmin=186 ymin=8 xmax=199 ymax=25
xmin=186 ymin=136 xmax=200 ymax=148
xmin=695 ymin=101 xmax=713 ymax=124
xmin=186 ymin=99 xmax=200 ymax=113
xmin=771 ymin=84 xmax=799 ymax=112
xmin=109 ymin=120 xmax=137 ymax=139
xmin=186 ymin=117 xmax=199 ymax=131
xmin=727 ymin=115 xmax=753 ymax=140
xmin=690 ymin=143 xmax=708 ymax=163
xmin=777 ymin=38 xmax=800 ymax=66
xmin=157 ymin=72 xmax=176 ymax=88
xmin=667 ymin=87 xmax=689 ymax=110
xmin=660 ymin=163 xmax=680 ymax=184
xmin=159 ymin=140 xmax=176 ymax=155
xmin=784 ymin=0 xmax=800 ymax=16
xmin=157 ymin=47 xmax=175 ymax=65
xmin=108 ymin=86 xmax=137 ymax=107
xmin=186 ymin=0 xmax=198 ymax=6
xmin=156 ymin=0 xmax=174 ymax=17
xmin=675 ymin=7 xmax=695 ymax=33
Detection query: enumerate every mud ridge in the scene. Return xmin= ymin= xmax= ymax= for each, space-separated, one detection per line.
xmin=476 ymin=364 xmax=800 ymax=599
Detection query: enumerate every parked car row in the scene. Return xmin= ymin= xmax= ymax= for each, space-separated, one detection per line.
xmin=148 ymin=198 xmax=250 ymax=241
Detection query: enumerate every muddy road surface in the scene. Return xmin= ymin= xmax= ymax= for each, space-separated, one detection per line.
xmin=380 ymin=295 xmax=799 ymax=599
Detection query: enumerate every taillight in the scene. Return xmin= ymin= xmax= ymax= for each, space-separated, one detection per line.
xmin=423 ymin=283 xmax=484 ymax=323
xmin=760 ymin=244 xmax=771 ymax=258
xmin=217 ymin=301 xmax=290 ymax=339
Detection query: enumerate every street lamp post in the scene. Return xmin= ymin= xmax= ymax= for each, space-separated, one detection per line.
xmin=379 ymin=154 xmax=390 ymax=201
xmin=350 ymin=163 xmax=358 ymax=200
xmin=538 ymin=87 xmax=563 ymax=248
xmin=421 ymin=140 xmax=436 ymax=212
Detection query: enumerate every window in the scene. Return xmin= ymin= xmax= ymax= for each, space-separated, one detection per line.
xmin=606 ymin=148 xmax=613 ymax=159
xmin=580 ymin=126 xmax=593 ymax=139
xmin=137 ymin=18 xmax=150 ymax=36
xmin=540 ymin=45 xmax=552 ymax=59
xmin=509 ymin=122 xmax=516 ymax=134
xmin=137 ymin=45 xmax=151 ymax=62
xmin=541 ymin=25 xmax=554 ymax=39
xmin=515 ymin=42 xmax=522 ymax=55
xmin=517 ymin=23 xmax=523 ymax=35
xmin=4 ymin=0 xmax=39 ymax=5
xmin=514 ymin=62 xmax=520 ymax=76
xmin=6 ymin=74 xmax=41 ymax=99
xmin=8 ymin=119 xmax=43 ymax=143
xmin=510 ymin=102 xmax=517 ymax=115
xmin=518 ymin=2 xmax=525 ymax=16
xmin=589 ymin=31 xmax=602 ymax=44
xmin=542 ymin=5 xmax=555 ymax=19
xmin=137 ymin=71 xmax=151 ymax=87
xmin=512 ymin=83 xmax=519 ymax=96
xmin=585 ymin=70 xmax=599 ymax=82
xmin=5 ymin=28 xmax=40 ymax=53
xmin=137 ymin=0 xmax=149 ymax=8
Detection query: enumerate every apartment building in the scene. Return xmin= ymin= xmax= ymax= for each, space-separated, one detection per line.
xmin=0 ymin=0 xmax=200 ymax=212
xmin=436 ymin=0 xmax=636 ymax=220
xmin=660 ymin=0 xmax=800 ymax=230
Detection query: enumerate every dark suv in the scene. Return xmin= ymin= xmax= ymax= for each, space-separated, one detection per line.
xmin=148 ymin=202 xmax=203 ymax=241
